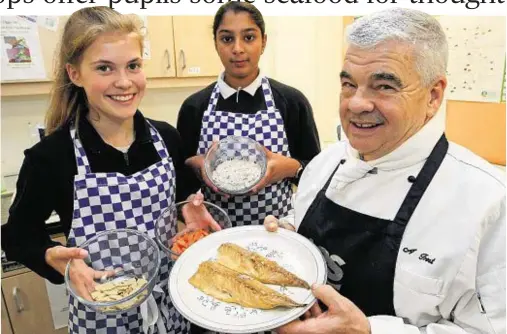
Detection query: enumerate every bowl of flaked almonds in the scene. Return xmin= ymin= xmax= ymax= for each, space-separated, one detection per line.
xmin=64 ymin=229 xmax=160 ymax=315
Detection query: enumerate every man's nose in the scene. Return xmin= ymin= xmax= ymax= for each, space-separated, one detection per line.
xmin=347 ymin=88 xmax=374 ymax=114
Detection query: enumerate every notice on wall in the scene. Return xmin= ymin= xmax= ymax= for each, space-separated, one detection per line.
xmin=1 ymin=16 xmax=46 ymax=82
xmin=137 ymin=15 xmax=151 ymax=60
xmin=45 ymin=279 xmax=69 ymax=329
xmin=37 ymin=16 xmax=59 ymax=32
xmin=438 ymin=16 xmax=506 ymax=103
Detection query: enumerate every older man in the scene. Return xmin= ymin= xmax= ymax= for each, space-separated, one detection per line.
xmin=266 ymin=8 xmax=505 ymax=334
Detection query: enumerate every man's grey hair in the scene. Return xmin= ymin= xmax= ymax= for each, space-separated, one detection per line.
xmin=346 ymin=8 xmax=448 ymax=86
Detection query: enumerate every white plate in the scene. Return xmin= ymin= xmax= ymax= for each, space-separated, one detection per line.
xmin=168 ymin=225 xmax=327 ymax=333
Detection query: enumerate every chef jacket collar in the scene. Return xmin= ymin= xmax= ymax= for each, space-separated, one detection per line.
xmin=345 ymin=112 xmax=445 ymax=171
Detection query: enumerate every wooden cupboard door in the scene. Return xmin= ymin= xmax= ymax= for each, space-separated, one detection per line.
xmin=173 ymin=16 xmax=222 ymax=77
xmin=1 ymin=292 xmax=14 ymax=334
xmin=143 ymin=16 xmax=176 ymax=78
xmin=3 ymin=271 xmax=67 ymax=334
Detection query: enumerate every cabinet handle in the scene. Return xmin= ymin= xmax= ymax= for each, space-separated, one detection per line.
xmin=179 ymin=49 xmax=186 ymax=70
xmin=164 ymin=49 xmax=171 ymax=70
xmin=13 ymin=287 xmax=24 ymax=312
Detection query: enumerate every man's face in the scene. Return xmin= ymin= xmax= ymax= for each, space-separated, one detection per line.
xmin=339 ymin=41 xmax=446 ymax=161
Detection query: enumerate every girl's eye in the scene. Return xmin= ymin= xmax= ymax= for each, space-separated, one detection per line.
xmin=97 ymin=65 xmax=112 ymax=72
xmin=245 ymin=35 xmax=255 ymax=42
xmin=221 ymin=36 xmax=233 ymax=43
xmin=128 ymin=63 xmax=141 ymax=70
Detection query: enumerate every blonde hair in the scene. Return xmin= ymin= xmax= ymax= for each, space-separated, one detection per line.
xmin=45 ymin=6 xmax=143 ymax=135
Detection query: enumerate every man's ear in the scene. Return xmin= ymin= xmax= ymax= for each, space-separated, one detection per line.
xmin=427 ymin=76 xmax=447 ymax=119
xmin=66 ymin=63 xmax=82 ymax=87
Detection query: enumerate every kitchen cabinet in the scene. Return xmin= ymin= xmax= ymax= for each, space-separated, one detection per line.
xmin=170 ymin=16 xmax=222 ymax=78
xmin=143 ymin=16 xmax=177 ymax=79
xmin=143 ymin=15 xmax=222 ymax=78
xmin=1 ymin=235 xmax=68 ymax=334
xmin=1 ymin=291 xmax=14 ymax=334
xmin=2 ymin=271 xmax=67 ymax=334
xmin=1 ymin=16 xmax=220 ymax=97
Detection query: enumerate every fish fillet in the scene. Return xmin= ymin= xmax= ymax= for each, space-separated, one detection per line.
xmin=189 ymin=261 xmax=305 ymax=309
xmin=216 ymin=243 xmax=310 ymax=289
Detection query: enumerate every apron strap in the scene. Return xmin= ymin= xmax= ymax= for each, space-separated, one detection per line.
xmin=260 ymin=77 xmax=277 ymax=112
xmin=70 ymin=128 xmax=92 ymax=175
xmin=206 ymin=84 xmax=221 ymax=115
xmin=146 ymin=121 xmax=170 ymax=160
xmin=321 ymin=159 xmax=346 ymax=192
xmin=393 ymin=134 xmax=449 ymax=226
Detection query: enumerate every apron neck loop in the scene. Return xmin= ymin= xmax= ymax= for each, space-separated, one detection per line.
xmin=70 ymin=127 xmax=92 ymax=175
xmin=146 ymin=121 xmax=170 ymax=160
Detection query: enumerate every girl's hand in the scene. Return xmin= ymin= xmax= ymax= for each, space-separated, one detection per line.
xmin=251 ymin=147 xmax=300 ymax=194
xmin=45 ymin=246 xmax=114 ymax=301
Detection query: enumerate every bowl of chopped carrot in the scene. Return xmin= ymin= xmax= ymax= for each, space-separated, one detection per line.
xmin=154 ymin=200 xmax=231 ymax=260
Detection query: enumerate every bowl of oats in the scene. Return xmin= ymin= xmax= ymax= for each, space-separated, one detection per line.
xmin=204 ymin=136 xmax=267 ymax=195
xmin=64 ymin=229 xmax=160 ymax=315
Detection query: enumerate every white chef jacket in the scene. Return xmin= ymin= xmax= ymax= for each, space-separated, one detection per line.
xmin=282 ymin=116 xmax=506 ymax=334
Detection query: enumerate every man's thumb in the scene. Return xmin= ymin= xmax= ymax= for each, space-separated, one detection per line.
xmin=311 ymin=284 xmax=341 ymax=309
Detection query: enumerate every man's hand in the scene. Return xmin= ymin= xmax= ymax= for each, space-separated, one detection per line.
xmin=45 ymin=246 xmax=114 ymax=301
xmin=277 ymin=285 xmax=371 ymax=334
xmin=250 ymin=148 xmax=300 ymax=194
xmin=263 ymin=215 xmax=296 ymax=232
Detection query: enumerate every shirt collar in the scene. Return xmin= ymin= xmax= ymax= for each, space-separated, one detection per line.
xmin=345 ymin=113 xmax=445 ymax=170
xmin=217 ymin=70 xmax=263 ymax=99
xmin=77 ymin=110 xmax=151 ymax=153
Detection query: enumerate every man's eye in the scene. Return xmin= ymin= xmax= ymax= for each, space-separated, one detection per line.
xmin=378 ymin=84 xmax=395 ymax=91
xmin=97 ymin=65 xmax=112 ymax=72
xmin=341 ymin=82 xmax=355 ymax=88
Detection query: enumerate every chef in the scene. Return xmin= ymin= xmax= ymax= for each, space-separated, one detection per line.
xmin=265 ymin=8 xmax=505 ymax=334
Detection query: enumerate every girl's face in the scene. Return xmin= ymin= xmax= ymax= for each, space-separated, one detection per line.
xmin=215 ymin=11 xmax=266 ymax=81
xmin=67 ymin=32 xmax=146 ymax=123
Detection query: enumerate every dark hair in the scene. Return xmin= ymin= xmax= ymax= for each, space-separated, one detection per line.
xmin=213 ymin=2 xmax=265 ymax=40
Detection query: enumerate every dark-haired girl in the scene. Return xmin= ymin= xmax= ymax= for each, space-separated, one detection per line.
xmin=177 ymin=2 xmax=321 ymax=228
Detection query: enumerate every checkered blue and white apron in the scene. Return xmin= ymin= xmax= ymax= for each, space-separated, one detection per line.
xmin=198 ymin=77 xmax=293 ymax=227
xmin=66 ymin=122 xmax=190 ymax=334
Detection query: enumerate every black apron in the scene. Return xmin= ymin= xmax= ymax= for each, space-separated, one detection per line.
xmin=298 ymin=135 xmax=448 ymax=316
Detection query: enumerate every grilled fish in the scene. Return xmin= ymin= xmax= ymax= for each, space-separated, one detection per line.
xmin=189 ymin=261 xmax=305 ymax=309
xmin=216 ymin=243 xmax=311 ymax=289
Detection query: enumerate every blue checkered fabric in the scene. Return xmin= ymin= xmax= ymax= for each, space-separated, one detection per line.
xmin=67 ymin=122 xmax=189 ymax=333
xmin=198 ymin=77 xmax=293 ymax=227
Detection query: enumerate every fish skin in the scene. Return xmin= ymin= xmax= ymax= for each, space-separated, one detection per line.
xmin=188 ymin=261 xmax=305 ymax=309
xmin=216 ymin=243 xmax=311 ymax=289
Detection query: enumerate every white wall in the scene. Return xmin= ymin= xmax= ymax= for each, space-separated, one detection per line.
xmin=264 ymin=16 xmax=343 ymax=148
xmin=0 ymin=16 xmax=345 ymax=190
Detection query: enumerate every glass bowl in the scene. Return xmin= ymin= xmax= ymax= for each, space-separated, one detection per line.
xmin=155 ymin=200 xmax=232 ymax=260
xmin=64 ymin=229 xmax=160 ymax=315
xmin=204 ymin=136 xmax=267 ymax=195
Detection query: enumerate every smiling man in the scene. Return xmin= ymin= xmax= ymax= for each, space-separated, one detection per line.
xmin=266 ymin=8 xmax=505 ymax=334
